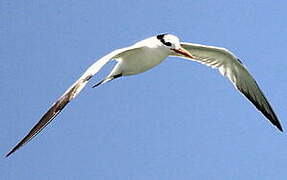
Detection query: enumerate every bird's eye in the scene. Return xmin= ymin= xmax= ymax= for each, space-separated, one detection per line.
xmin=164 ymin=42 xmax=172 ymax=47
xmin=156 ymin=34 xmax=172 ymax=47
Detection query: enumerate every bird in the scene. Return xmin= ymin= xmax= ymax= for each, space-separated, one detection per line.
xmin=6 ymin=33 xmax=283 ymax=157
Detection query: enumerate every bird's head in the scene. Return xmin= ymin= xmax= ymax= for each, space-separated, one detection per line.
xmin=156 ymin=33 xmax=194 ymax=59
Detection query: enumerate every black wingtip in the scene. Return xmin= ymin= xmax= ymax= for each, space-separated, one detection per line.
xmin=267 ymin=113 xmax=283 ymax=132
xmin=275 ymin=122 xmax=283 ymax=132
xmin=5 ymin=137 xmax=28 ymax=157
xmin=263 ymin=107 xmax=283 ymax=132
xmin=237 ymin=82 xmax=283 ymax=133
xmin=5 ymin=147 xmax=17 ymax=158
xmin=5 ymin=84 xmax=74 ymax=158
xmin=5 ymin=133 xmax=34 ymax=158
xmin=264 ymin=113 xmax=283 ymax=132
xmin=5 ymin=152 xmax=12 ymax=158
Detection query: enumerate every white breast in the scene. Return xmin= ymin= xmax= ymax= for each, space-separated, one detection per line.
xmin=118 ymin=46 xmax=169 ymax=75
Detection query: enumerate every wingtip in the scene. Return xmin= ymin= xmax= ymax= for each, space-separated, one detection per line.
xmin=276 ymin=123 xmax=283 ymax=132
xmin=5 ymin=149 xmax=15 ymax=158
xmin=271 ymin=117 xmax=283 ymax=132
xmin=270 ymin=115 xmax=283 ymax=132
xmin=5 ymin=143 xmax=22 ymax=158
xmin=5 ymin=154 xmax=11 ymax=158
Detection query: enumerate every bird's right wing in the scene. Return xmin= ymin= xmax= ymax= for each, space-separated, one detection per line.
xmin=6 ymin=46 xmax=138 ymax=157
xmin=171 ymin=42 xmax=282 ymax=132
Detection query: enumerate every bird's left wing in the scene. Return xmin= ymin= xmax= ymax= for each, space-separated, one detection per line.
xmin=6 ymin=46 xmax=138 ymax=157
xmin=171 ymin=42 xmax=282 ymax=132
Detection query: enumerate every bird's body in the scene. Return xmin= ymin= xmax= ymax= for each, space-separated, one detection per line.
xmin=6 ymin=33 xmax=283 ymax=157
xmin=114 ymin=46 xmax=168 ymax=76
xmin=107 ymin=36 xmax=170 ymax=77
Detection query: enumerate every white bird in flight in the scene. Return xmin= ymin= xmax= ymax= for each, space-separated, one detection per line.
xmin=6 ymin=33 xmax=283 ymax=157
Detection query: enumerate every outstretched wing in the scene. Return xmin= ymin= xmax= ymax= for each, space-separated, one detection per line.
xmin=6 ymin=47 xmax=137 ymax=157
xmin=172 ymin=42 xmax=282 ymax=132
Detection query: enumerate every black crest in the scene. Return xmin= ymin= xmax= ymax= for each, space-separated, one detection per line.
xmin=156 ymin=33 xmax=172 ymax=47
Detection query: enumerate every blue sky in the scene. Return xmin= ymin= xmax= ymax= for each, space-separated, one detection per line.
xmin=1 ymin=1 xmax=287 ymax=179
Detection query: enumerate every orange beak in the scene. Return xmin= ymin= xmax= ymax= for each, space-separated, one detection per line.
xmin=172 ymin=48 xmax=194 ymax=59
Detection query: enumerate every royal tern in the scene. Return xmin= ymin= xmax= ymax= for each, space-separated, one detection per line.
xmin=6 ymin=33 xmax=282 ymax=157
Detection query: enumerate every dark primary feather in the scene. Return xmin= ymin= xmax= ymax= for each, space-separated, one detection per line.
xmin=236 ymin=79 xmax=283 ymax=131
xmin=229 ymin=60 xmax=283 ymax=132
xmin=5 ymin=45 xmax=137 ymax=157
xmin=5 ymin=76 xmax=91 ymax=157
xmin=179 ymin=42 xmax=283 ymax=132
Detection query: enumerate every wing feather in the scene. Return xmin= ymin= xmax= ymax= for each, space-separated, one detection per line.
xmin=6 ymin=47 xmax=137 ymax=157
xmin=173 ymin=42 xmax=282 ymax=132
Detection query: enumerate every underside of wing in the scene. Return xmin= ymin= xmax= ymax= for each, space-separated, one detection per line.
xmin=172 ymin=42 xmax=282 ymax=132
xmin=5 ymin=78 xmax=88 ymax=157
xmin=6 ymin=46 xmax=140 ymax=157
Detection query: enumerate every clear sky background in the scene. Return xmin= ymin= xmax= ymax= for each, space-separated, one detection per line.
xmin=1 ymin=1 xmax=287 ymax=179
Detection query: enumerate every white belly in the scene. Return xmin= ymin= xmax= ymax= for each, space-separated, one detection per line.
xmin=118 ymin=47 xmax=169 ymax=75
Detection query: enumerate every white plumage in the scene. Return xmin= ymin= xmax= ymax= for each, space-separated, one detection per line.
xmin=6 ymin=33 xmax=282 ymax=157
